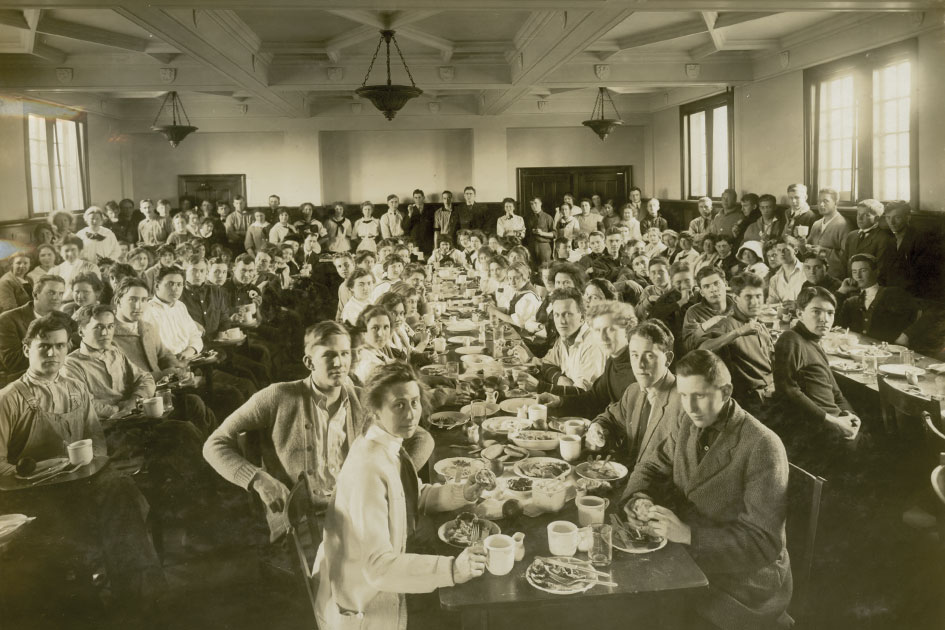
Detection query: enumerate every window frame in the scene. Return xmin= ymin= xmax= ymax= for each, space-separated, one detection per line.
xmin=803 ymin=38 xmax=918 ymax=208
xmin=679 ymin=90 xmax=735 ymax=201
xmin=23 ymin=108 xmax=90 ymax=219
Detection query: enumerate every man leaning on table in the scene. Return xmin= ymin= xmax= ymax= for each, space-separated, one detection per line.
xmin=621 ymin=349 xmax=792 ymax=630
xmin=538 ymin=288 xmax=607 ymax=392
xmin=582 ymin=319 xmax=682 ymax=469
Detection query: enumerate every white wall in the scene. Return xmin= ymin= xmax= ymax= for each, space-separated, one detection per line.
xmin=319 ymin=129 xmax=473 ymax=203
xmin=506 ymin=125 xmax=647 ymax=194
xmin=917 ymin=29 xmax=945 ymax=213
xmin=0 ymin=98 xmax=29 ymax=219
xmin=128 ymin=130 xmax=321 ymax=206
xmin=651 ymin=107 xmax=681 ymax=199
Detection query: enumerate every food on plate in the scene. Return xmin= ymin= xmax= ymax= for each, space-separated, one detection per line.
xmin=517 ymin=459 xmax=570 ymax=479
xmin=438 ymin=459 xmax=478 ymax=480
xmin=481 ymin=443 xmax=530 ymax=463
xmin=526 ymin=557 xmax=592 ymax=592
xmin=15 ymin=457 xmax=36 ymax=477
xmin=481 ymin=444 xmax=505 ymax=460
xmin=514 ymin=430 xmax=559 ymax=441
xmin=575 ymin=477 xmax=613 ymax=497
xmin=506 ymin=477 xmax=533 ymax=492
xmin=580 ymin=460 xmax=622 ymax=480
xmin=474 ymin=468 xmax=497 ymax=491
xmin=442 ymin=512 xmax=497 ymax=546
xmin=629 ymin=497 xmax=655 ymax=522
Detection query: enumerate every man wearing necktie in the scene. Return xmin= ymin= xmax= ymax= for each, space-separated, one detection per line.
xmin=622 ymin=349 xmax=792 ymax=630
xmin=585 ymin=319 xmax=682 ymax=469
xmin=839 ymin=199 xmax=894 ymax=278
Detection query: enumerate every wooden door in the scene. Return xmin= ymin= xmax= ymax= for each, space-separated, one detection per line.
xmin=178 ymin=174 xmax=246 ymax=208
xmin=517 ymin=170 xmax=571 ymax=208
xmin=517 ymin=166 xmax=632 ymax=209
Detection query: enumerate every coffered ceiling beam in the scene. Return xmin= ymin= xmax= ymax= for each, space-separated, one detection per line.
xmin=115 ymin=7 xmax=307 ymax=116
xmin=482 ymin=8 xmax=636 ymax=115
xmin=702 ymin=11 xmax=726 ymax=52
xmin=0 ymin=9 xmax=28 ymax=29
xmin=35 ymin=15 xmax=149 ymax=51
xmin=395 ymin=25 xmax=454 ymax=62
xmin=714 ymin=12 xmax=778 ymax=28
xmin=324 ymin=25 xmax=375 ymax=63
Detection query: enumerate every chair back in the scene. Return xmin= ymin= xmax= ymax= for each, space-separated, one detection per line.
xmin=877 ymin=375 xmax=942 ymax=441
xmin=286 ymin=476 xmax=325 ymax=625
xmin=785 ymin=462 xmax=826 ymax=619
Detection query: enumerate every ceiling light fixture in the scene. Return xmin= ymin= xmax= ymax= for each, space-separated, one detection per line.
xmin=582 ymin=87 xmax=623 ymax=141
xmin=151 ymin=91 xmax=197 ymax=147
xmin=356 ymin=30 xmax=422 ymax=121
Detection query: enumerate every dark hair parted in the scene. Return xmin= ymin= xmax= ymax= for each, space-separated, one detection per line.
xmin=362 ymin=360 xmax=428 ymax=413
xmin=23 ymin=312 xmax=74 ymax=347
xmin=675 ymin=349 xmax=732 ymax=388
xmin=629 ymin=319 xmax=675 ymax=354
xmin=797 ymin=286 xmax=837 ymax=310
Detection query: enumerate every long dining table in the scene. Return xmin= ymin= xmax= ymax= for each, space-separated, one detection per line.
xmin=421 ymin=278 xmax=708 ymax=630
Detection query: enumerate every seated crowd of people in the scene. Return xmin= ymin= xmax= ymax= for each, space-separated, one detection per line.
xmin=0 ymin=183 xmax=942 ymax=629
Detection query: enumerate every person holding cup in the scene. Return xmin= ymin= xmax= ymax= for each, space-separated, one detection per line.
xmin=583 ymin=320 xmax=682 ymax=469
xmin=621 ymin=350 xmax=792 ymax=629
xmin=316 ymin=362 xmax=490 ymax=630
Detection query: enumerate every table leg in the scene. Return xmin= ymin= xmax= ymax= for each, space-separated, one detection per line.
xmin=460 ymin=608 xmax=488 ymax=630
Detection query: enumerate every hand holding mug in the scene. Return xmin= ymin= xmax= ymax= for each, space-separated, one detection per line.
xmin=453 ymin=545 xmax=488 ymax=584
xmin=585 ymin=423 xmax=607 ymax=451
xmin=537 ymin=392 xmax=561 ymax=408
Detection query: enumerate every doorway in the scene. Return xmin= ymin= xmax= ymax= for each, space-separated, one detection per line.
xmin=516 ymin=166 xmax=632 ymax=208
xmin=178 ymin=174 xmax=247 ymax=208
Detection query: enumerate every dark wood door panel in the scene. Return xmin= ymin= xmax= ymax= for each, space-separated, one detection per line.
xmin=517 ymin=166 xmax=631 ymax=210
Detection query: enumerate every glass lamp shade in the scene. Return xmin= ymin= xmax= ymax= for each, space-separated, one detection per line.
xmin=151 ymin=124 xmax=198 ymax=148
xmin=582 ymin=118 xmax=623 ymax=141
xmin=355 ymin=84 xmax=423 ymax=121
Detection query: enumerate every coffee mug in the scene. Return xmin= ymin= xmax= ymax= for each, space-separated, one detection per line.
xmin=483 ymin=534 xmax=515 ymax=576
xmin=564 ymin=420 xmax=586 ymax=436
xmin=796 ymin=225 xmax=810 ymax=237
xmin=547 ymin=521 xmax=578 ymax=557
xmin=67 ymin=439 xmax=94 ymax=466
xmin=142 ymin=396 xmax=164 ymax=418
xmin=224 ymin=328 xmax=242 ymax=340
xmin=559 ymin=434 xmax=582 ymax=462
xmin=527 ymin=403 xmax=547 ymax=427
xmin=576 ymin=495 xmax=610 ymax=527
xmin=423 ymin=312 xmax=436 ymax=327
xmin=433 ymin=337 xmax=447 ymax=354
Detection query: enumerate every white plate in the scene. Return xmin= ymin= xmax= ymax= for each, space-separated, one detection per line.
xmin=514 ymin=456 xmax=572 ymax=480
xmin=574 ymin=460 xmax=629 ymax=483
xmin=419 ymin=364 xmax=449 ymax=376
xmin=928 ymin=363 xmax=945 ymax=375
xmin=886 ymin=344 xmax=909 ymax=354
xmin=847 ymin=347 xmax=892 ymax=361
xmin=481 ymin=416 xmax=533 ymax=435
xmin=433 ymin=457 xmax=484 ymax=482
xmin=448 ymin=336 xmax=477 ymax=345
xmin=499 ymin=397 xmax=537 ymax=414
xmin=0 ymin=514 xmax=34 ymax=541
xmin=525 ymin=557 xmax=597 ymax=595
xmin=879 ymin=364 xmax=926 ymax=378
xmin=437 ymin=517 xmax=500 ymax=548
xmin=460 ymin=353 xmax=494 ymax=364
xmin=446 ymin=321 xmax=479 ymax=332
xmin=461 ymin=402 xmax=500 ymax=417
xmin=14 ymin=457 xmax=69 ymax=481
xmin=548 ymin=417 xmax=591 ymax=434
xmin=829 ymin=358 xmax=864 ymax=373
xmin=429 ymin=411 xmax=468 ymax=429
xmin=509 ymin=430 xmax=565 ymax=451
xmin=612 ymin=530 xmax=668 ymax=555
xmin=456 ymin=345 xmax=487 ymax=355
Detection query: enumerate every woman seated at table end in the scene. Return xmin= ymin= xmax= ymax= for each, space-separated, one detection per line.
xmin=316 ymin=361 xmax=492 ymax=630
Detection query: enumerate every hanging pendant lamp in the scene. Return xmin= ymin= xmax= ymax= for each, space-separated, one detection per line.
xmin=151 ymin=91 xmax=198 ymax=147
xmin=582 ymin=87 xmax=623 ymax=141
xmin=356 ymin=30 xmax=423 ymax=121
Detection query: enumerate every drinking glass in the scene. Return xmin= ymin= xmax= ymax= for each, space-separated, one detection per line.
xmin=589 ymin=524 xmax=613 ymax=567
xmin=446 ymin=362 xmax=460 ymax=379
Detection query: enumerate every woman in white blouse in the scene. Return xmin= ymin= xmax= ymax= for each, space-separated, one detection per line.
xmin=375 ymin=292 xmax=429 ymax=357
xmin=352 ymin=305 xmax=404 ymax=384
xmin=487 ymin=261 xmax=542 ymax=333
xmin=27 ymin=244 xmax=59 ymax=284
xmin=340 ymin=269 xmax=375 ymax=327
xmin=354 ymin=202 xmax=381 ymax=253
xmin=316 ymin=361 xmax=489 ymax=630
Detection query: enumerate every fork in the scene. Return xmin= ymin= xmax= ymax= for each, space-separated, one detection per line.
xmin=543 ymin=566 xmax=617 ymax=589
xmin=470 ymin=521 xmax=481 ymax=546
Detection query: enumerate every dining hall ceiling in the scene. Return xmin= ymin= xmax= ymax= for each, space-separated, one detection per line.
xmin=0 ymin=1 xmax=941 ymax=118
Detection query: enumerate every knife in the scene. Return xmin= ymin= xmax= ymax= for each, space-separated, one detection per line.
xmin=610 ymin=514 xmax=633 ymax=548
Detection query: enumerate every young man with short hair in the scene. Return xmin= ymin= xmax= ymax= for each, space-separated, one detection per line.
xmin=784 ymin=183 xmax=817 ymax=237
xmin=808 ymin=188 xmax=852 ymax=279
xmin=743 ymin=193 xmax=785 ymax=242
xmin=538 ymin=288 xmax=607 ymax=391
xmin=622 ymin=349 xmax=792 ymax=630
xmin=839 ymin=198 xmax=894 ymax=278
xmin=766 ymin=238 xmax=807 ymax=305
xmin=649 ymin=261 xmax=701 ymax=358
xmin=682 ymin=267 xmax=733 ymax=353
xmin=836 ymin=253 xmax=918 ymax=343
xmin=380 ymin=194 xmax=405 ymax=239
xmin=800 ymin=252 xmax=842 ymax=297
xmin=525 ymin=197 xmax=555 ymax=264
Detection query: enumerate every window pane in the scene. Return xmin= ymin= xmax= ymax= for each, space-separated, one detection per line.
xmin=55 ymin=119 xmax=84 ymax=211
xmin=710 ymin=105 xmax=729 ymax=197
xmin=27 ymin=115 xmax=52 ymax=214
xmin=872 ymin=60 xmax=911 ymax=200
xmin=816 ymin=74 xmax=856 ymax=201
xmin=687 ymin=111 xmax=707 ymax=197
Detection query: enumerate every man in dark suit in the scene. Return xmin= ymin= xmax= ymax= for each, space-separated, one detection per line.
xmin=456 ymin=185 xmax=486 ymax=232
xmin=0 ymin=274 xmax=67 ymax=384
xmin=585 ymin=319 xmax=682 ymax=469
xmin=881 ymin=200 xmax=942 ymax=299
xmin=404 ymin=188 xmax=436 ymax=255
xmin=622 ymin=349 xmax=792 ymax=629
xmin=839 ymin=199 xmax=895 ymax=278
xmin=837 ymin=253 xmax=918 ymax=343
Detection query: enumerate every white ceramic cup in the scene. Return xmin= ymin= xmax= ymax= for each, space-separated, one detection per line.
xmin=423 ymin=312 xmax=436 ymax=327
xmin=563 ymin=420 xmax=586 ymax=436
xmin=547 ymin=521 xmax=578 ymax=557
xmin=224 ymin=328 xmax=242 ymax=340
xmin=67 ymin=439 xmax=94 ymax=466
xmin=559 ymin=434 xmax=582 ymax=462
xmin=483 ymin=534 xmax=516 ymax=576
xmin=433 ymin=337 xmax=447 ymax=354
xmin=527 ymin=403 xmax=547 ymax=425
xmin=576 ymin=495 xmax=611 ymax=527
xmin=142 ymin=396 xmax=164 ymax=418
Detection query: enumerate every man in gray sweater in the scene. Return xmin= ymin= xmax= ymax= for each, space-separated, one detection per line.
xmin=204 ymin=320 xmax=433 ymax=540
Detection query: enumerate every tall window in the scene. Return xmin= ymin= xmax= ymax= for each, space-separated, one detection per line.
xmin=805 ymin=40 xmax=916 ymax=205
xmin=681 ymin=91 xmax=734 ymax=199
xmin=25 ymin=110 xmax=89 ymax=216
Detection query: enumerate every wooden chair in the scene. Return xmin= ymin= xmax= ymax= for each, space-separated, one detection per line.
xmin=285 ymin=476 xmax=325 ymax=626
xmin=877 ymin=375 xmax=942 ymax=441
xmin=785 ymin=462 xmax=826 ymax=623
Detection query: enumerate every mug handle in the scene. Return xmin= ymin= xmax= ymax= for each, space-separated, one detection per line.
xmin=602 ymin=498 xmax=611 ymax=509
